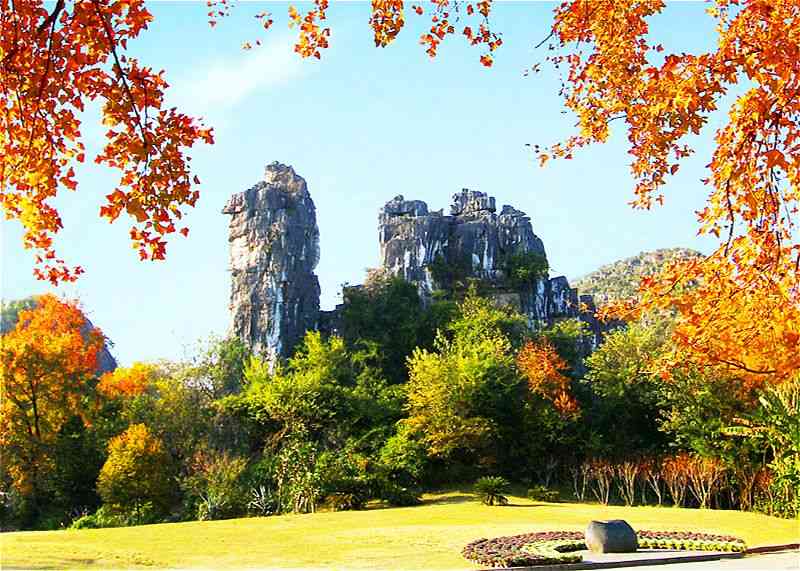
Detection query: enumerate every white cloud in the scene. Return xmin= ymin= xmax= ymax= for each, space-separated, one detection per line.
xmin=167 ymin=34 xmax=306 ymax=117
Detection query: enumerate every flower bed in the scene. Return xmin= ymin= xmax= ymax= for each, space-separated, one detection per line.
xmin=462 ymin=530 xmax=746 ymax=568
xmin=637 ymin=530 xmax=747 ymax=553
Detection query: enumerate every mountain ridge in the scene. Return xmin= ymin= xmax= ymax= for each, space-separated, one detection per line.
xmin=572 ymin=247 xmax=705 ymax=304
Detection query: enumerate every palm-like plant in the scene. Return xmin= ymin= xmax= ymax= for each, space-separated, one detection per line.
xmin=474 ymin=476 xmax=510 ymax=506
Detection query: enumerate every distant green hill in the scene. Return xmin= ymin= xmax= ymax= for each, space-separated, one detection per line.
xmin=573 ymin=248 xmax=704 ymax=304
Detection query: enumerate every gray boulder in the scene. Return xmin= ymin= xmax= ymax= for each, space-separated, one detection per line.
xmin=585 ymin=520 xmax=638 ymax=553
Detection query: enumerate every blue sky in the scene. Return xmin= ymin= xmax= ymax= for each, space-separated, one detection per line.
xmin=2 ymin=1 xmax=724 ymax=366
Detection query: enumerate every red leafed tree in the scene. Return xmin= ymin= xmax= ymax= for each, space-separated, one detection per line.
xmin=516 ymin=339 xmax=579 ymax=416
xmin=1 ymin=0 xmax=213 ymax=284
xmin=0 ymin=294 xmax=105 ymax=503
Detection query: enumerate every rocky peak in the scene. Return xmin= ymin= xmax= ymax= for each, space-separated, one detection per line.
xmin=378 ymin=189 xmax=610 ymax=346
xmin=379 ymin=190 xmax=547 ymax=292
xmin=263 ymin=161 xmax=305 ymax=191
xmin=380 ymin=195 xmax=430 ymax=220
xmin=450 ymin=189 xmax=496 ymax=216
xmin=224 ymin=163 xmax=320 ymax=366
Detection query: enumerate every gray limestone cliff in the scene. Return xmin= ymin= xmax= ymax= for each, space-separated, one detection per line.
xmin=379 ymin=189 xmax=607 ymax=344
xmin=223 ymin=162 xmax=320 ymax=364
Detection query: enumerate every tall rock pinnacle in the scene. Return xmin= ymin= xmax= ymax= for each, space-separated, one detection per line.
xmin=223 ymin=162 xmax=320 ymax=365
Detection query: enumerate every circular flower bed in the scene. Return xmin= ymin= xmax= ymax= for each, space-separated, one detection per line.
xmin=462 ymin=530 xmax=746 ymax=568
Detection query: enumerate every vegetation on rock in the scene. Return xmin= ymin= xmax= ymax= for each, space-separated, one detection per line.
xmin=500 ymin=251 xmax=549 ymax=290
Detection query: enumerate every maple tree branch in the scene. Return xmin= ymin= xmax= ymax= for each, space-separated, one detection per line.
xmin=723 ymin=179 xmax=735 ymax=256
xmin=25 ymin=0 xmax=62 ymax=163
xmin=534 ymin=29 xmax=554 ymax=50
xmin=0 ymin=0 xmax=19 ymax=69
xmin=37 ymin=0 xmax=64 ymax=35
xmin=711 ymin=355 xmax=777 ymax=376
xmin=91 ymin=0 xmax=150 ymax=151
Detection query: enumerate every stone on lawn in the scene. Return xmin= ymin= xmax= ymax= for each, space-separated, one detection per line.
xmin=585 ymin=520 xmax=638 ymax=553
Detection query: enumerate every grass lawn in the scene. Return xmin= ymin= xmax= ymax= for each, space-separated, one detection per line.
xmin=3 ymin=491 xmax=798 ymax=570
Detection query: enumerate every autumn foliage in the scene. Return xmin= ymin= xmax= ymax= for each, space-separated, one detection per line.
xmin=4 ymin=0 xmax=800 ymax=389
xmin=97 ymin=423 xmax=175 ymax=516
xmin=533 ymin=0 xmax=800 ymax=386
xmin=516 ymin=339 xmax=578 ymax=416
xmin=98 ymin=361 xmax=157 ymax=398
xmin=0 ymin=0 xmax=213 ymax=283
xmin=0 ymin=294 xmax=104 ymax=497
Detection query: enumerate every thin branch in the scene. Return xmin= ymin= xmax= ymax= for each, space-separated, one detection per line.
xmin=91 ymin=0 xmax=149 ymax=150
xmin=36 ymin=0 xmax=64 ymax=35
xmin=534 ymin=29 xmax=554 ymax=50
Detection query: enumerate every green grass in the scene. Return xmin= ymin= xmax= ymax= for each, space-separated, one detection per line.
xmin=3 ymin=492 xmax=798 ymax=570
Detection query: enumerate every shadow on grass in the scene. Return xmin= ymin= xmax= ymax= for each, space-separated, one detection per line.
xmin=421 ymin=494 xmax=476 ymax=506
xmin=504 ymin=502 xmax=566 ymax=508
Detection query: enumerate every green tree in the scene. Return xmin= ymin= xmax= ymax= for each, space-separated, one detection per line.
xmin=183 ymin=336 xmax=251 ymax=399
xmin=500 ymin=251 xmax=549 ymax=290
xmin=0 ymin=297 xmax=37 ymax=334
xmin=227 ymin=331 xmax=406 ymax=510
xmin=725 ymin=379 xmax=800 ymax=517
xmin=583 ymin=322 xmax=669 ymax=455
xmin=445 ymin=289 xmax=528 ymax=349
xmin=240 ymin=332 xmax=401 ymax=445
xmin=538 ymin=318 xmax=591 ymax=374
xmin=241 ymin=332 xmax=350 ymax=441
xmin=660 ymin=371 xmax=756 ymax=460
xmin=341 ymin=275 xmax=428 ymax=384
xmin=403 ymin=294 xmax=528 ymax=474
xmin=50 ymin=416 xmax=104 ymax=515
xmin=124 ymin=368 xmax=213 ymax=471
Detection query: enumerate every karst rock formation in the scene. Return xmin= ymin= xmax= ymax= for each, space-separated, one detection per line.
xmin=223 ymin=162 xmax=320 ymax=364
xmin=225 ymin=164 xmax=607 ymax=364
xmin=379 ymin=190 xmax=605 ymax=342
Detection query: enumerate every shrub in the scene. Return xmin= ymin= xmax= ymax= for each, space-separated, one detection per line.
xmin=527 ymin=485 xmax=560 ymax=503
xmin=474 ymin=476 xmax=510 ymax=506
xmin=378 ymin=430 xmax=428 ymax=485
xmin=328 ymin=488 xmax=369 ymax=511
xmin=315 ymin=450 xmax=373 ymax=512
xmin=247 ymin=485 xmax=276 ymax=517
xmin=379 ymin=482 xmax=421 ymax=507
xmin=69 ymin=504 xmax=157 ymax=529
xmin=182 ymin=450 xmax=248 ymax=521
